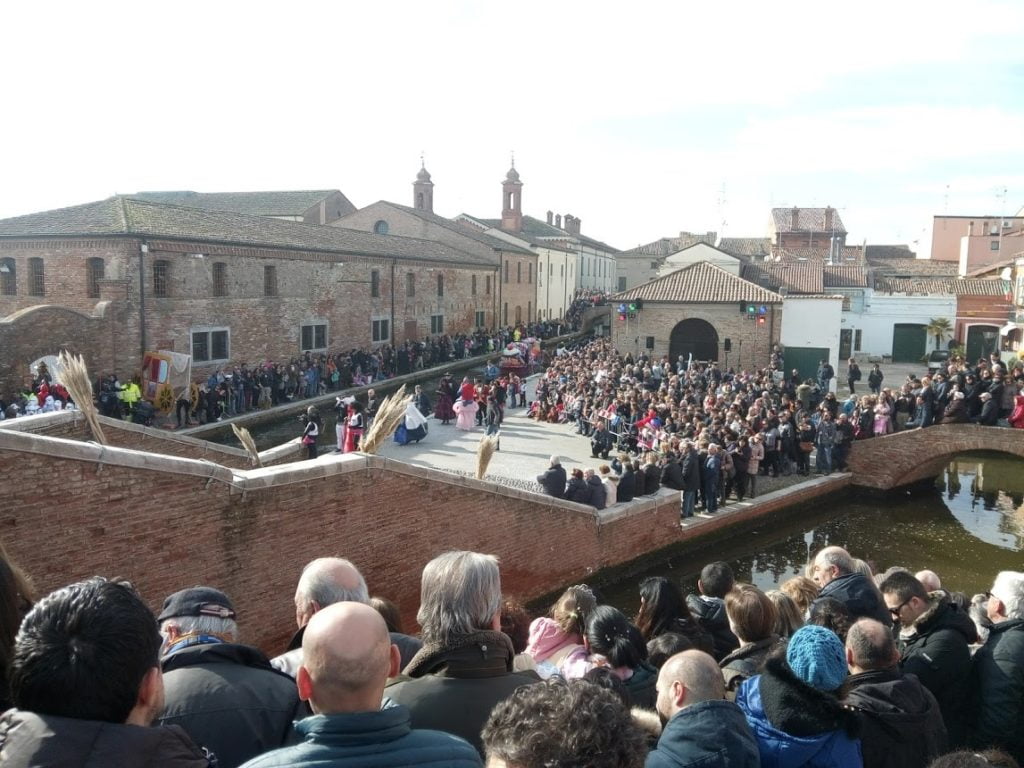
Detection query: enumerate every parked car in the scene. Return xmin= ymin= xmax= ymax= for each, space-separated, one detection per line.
xmin=927 ymin=349 xmax=951 ymax=374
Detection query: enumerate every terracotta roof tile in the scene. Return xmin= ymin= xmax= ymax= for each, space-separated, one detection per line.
xmin=869 ymin=258 xmax=959 ymax=276
xmin=874 ymin=277 xmax=1011 ymax=296
xmin=823 ymin=265 xmax=869 ymax=287
xmin=612 ymin=262 xmax=782 ymax=304
xmin=742 ymin=263 xmax=823 ymax=293
xmin=771 ymin=207 xmax=847 ymax=234
xmin=718 ymin=237 xmax=772 ymax=258
xmin=133 ymin=190 xmax=355 ymax=218
xmin=620 ymin=233 xmax=716 ymax=257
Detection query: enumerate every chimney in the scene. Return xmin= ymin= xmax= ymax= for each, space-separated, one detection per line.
xmin=565 ymin=215 xmax=581 ymax=235
xmin=555 ymin=214 xmax=562 ymax=229
xmin=791 ymin=206 xmax=799 ymax=230
xmin=824 ymin=206 xmax=833 ymax=232
xmin=546 ymin=210 xmax=553 ymax=225
xmin=967 ymin=220 xmax=974 ymax=237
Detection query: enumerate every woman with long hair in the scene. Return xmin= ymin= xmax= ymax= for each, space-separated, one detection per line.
xmin=584 ymin=605 xmax=658 ymax=709
xmin=634 ymin=577 xmax=713 ymax=654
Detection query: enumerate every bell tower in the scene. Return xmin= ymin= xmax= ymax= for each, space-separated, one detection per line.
xmin=500 ymin=158 xmax=522 ymax=232
xmin=413 ymin=156 xmax=434 ymax=213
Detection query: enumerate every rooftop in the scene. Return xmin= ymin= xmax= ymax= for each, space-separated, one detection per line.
xmin=612 ymin=261 xmax=782 ymax=304
xmin=771 ymin=207 xmax=847 ymax=234
xmin=874 ymin=277 xmax=1011 ymax=296
xmin=132 ymin=189 xmax=355 ymax=218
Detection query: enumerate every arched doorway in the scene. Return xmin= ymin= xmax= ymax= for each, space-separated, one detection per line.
xmin=669 ymin=318 xmax=719 ymax=363
xmin=965 ymin=324 xmax=999 ymax=362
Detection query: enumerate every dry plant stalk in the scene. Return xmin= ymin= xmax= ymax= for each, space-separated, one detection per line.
xmin=358 ymin=384 xmax=408 ymax=455
xmin=475 ymin=435 xmax=499 ymax=480
xmin=231 ymin=423 xmax=263 ymax=468
xmin=57 ymin=350 xmax=107 ymax=445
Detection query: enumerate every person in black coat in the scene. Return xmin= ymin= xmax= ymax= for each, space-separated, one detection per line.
xmin=973 ymin=392 xmax=1000 ymax=425
xmin=617 ymin=464 xmax=636 ymax=503
xmin=843 ymin=618 xmax=948 ymax=768
xmin=642 ymin=453 xmax=661 ymax=495
xmin=660 ymin=454 xmax=685 ymax=491
xmin=590 ymin=421 xmax=613 ymax=460
xmin=631 ymin=459 xmax=646 ymax=497
xmin=536 ymin=456 xmax=567 ymax=499
xmin=680 ymin=443 xmax=701 ymax=519
xmin=565 ymin=469 xmax=591 ymax=505
xmin=811 ymin=546 xmax=891 ymax=625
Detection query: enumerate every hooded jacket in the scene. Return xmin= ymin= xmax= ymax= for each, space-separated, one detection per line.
xmin=586 ymin=474 xmax=607 ymax=509
xmin=843 ymin=667 xmax=946 ymax=768
xmin=736 ymin=656 xmax=862 ymax=768
xmin=385 ymin=630 xmax=539 ymax=755
xmin=0 ymin=709 xmax=213 ymax=768
xmin=897 ymin=593 xmax=976 ymax=746
xmin=814 ymin=572 xmax=890 ymax=626
xmin=686 ymin=594 xmax=739 ymax=662
xmin=566 ymin=475 xmax=591 ymax=505
xmin=646 ymin=699 xmax=760 ymax=768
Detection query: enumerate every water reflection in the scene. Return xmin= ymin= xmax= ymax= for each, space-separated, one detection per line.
xmin=600 ymin=453 xmax=1024 ymax=617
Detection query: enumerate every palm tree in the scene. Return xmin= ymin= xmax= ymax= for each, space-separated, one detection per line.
xmin=926 ymin=317 xmax=953 ymax=348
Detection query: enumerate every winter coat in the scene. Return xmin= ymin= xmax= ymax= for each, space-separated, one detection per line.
xmin=0 ymin=709 xmax=213 ymax=768
xmin=536 ymin=464 xmax=567 ymax=498
xmin=813 ymin=572 xmax=890 ymax=626
xmin=940 ymin=399 xmax=968 ymax=424
xmin=386 ymin=630 xmax=540 ymax=755
xmin=975 ymin=398 xmax=999 ymax=426
xmin=843 ymin=667 xmax=947 ymax=768
xmin=897 ymin=594 xmax=976 ymax=747
xmin=968 ymin=618 xmax=1024 ymax=762
xmin=566 ymin=476 xmax=591 ymax=505
xmin=686 ymin=594 xmax=739 ymax=662
xmin=721 ymin=635 xmax=785 ymax=693
xmin=646 ymin=699 xmax=760 ymax=768
xmin=634 ymin=466 xmax=647 ymax=496
xmin=159 ymin=641 xmax=303 ymax=768
xmin=587 ymin=475 xmax=607 ymax=510
xmin=661 ymin=459 xmax=686 ymax=491
xmin=238 ymin=706 xmax=481 ymax=768
xmin=643 ymin=463 xmax=662 ymax=495
xmin=681 ymin=452 xmax=703 ymax=492
xmin=736 ymin=656 xmax=862 ymax=768
xmin=625 ymin=661 xmax=659 ymax=710
xmin=618 ymin=468 xmax=636 ymax=502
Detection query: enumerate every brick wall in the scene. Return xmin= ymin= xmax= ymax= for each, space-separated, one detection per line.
xmin=610 ymin=302 xmax=782 ymax=369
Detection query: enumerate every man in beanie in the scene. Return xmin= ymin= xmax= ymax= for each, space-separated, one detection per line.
xmin=735 ymin=624 xmax=862 ymax=767
xmin=157 ymin=586 xmax=303 ymax=768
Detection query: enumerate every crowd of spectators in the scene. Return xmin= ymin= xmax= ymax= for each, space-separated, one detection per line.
xmin=1 ymin=543 xmax=1022 ymax=767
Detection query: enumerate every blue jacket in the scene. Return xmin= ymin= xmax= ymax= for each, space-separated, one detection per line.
xmin=239 ymin=706 xmax=481 ymax=768
xmin=646 ymin=699 xmax=760 ymax=768
xmin=736 ymin=664 xmax=861 ymax=768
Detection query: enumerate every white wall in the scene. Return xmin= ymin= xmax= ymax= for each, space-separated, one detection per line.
xmin=535 ymin=247 xmax=573 ymax=321
xmin=842 ymin=291 xmax=956 ymax=359
xmin=660 ymin=243 xmax=742 ymax=276
xmin=781 ymin=297 xmax=843 ymax=390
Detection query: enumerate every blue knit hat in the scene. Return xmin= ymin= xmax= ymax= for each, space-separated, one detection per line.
xmin=786 ymin=625 xmax=847 ymax=691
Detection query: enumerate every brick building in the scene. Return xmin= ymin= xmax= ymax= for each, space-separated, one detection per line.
xmin=333 ymin=164 xmax=538 ymax=328
xmin=0 ymin=196 xmax=497 ymax=395
xmin=768 ymin=206 xmax=847 ymax=257
xmin=132 ymin=189 xmax=357 ymax=225
xmin=610 ymin=262 xmax=782 ymax=370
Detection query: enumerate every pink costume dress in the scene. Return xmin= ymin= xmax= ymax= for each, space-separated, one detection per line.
xmin=873 ymin=403 xmax=891 ymax=435
xmin=452 ymin=399 xmax=478 ymax=430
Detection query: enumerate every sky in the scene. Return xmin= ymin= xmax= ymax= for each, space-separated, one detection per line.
xmin=2 ymin=1 xmax=1022 ymax=257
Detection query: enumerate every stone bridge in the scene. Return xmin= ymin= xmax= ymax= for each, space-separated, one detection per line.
xmin=580 ymin=303 xmax=611 ymax=333
xmin=846 ymin=424 xmax=1024 ymax=490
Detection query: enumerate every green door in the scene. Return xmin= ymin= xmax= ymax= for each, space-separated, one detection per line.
xmin=892 ymin=324 xmax=927 ymax=363
xmin=965 ymin=325 xmax=999 ymax=362
xmin=785 ymin=347 xmax=830 ymax=384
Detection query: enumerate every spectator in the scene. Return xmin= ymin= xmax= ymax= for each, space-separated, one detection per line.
xmin=810 ymin=546 xmax=890 ymax=625
xmin=599 ymin=464 xmax=620 ymax=506
xmin=736 ymin=624 xmax=861 ymax=767
xmin=647 ymin=650 xmax=760 ymax=768
xmin=781 ymin=575 xmax=819 ymax=617
xmin=767 ymin=590 xmax=804 ymax=639
xmin=585 ymin=468 xmax=608 ymax=510
xmin=720 ymin=584 xmax=784 ymax=694
xmin=385 ymin=551 xmax=540 ymax=754
xmin=524 ymin=584 xmax=596 ymax=680
xmin=273 ymin=557 xmax=422 ymax=678
xmin=843 ymin=618 xmax=947 ymax=768
xmin=968 ymin=570 xmax=1024 ymax=762
xmin=482 ymin=678 xmax=647 ymax=768
xmin=157 ymin=586 xmax=303 ymax=768
xmin=536 ymin=455 xmax=567 ymax=499
xmin=646 ymin=633 xmax=695 ymax=670
xmin=808 ymin=597 xmax=854 ymax=643
xmin=239 ymin=602 xmax=480 ymax=768
xmin=686 ymin=562 xmax=740 ymax=662
xmin=635 ymin=577 xmax=713 ymax=655
xmin=879 ymin=570 xmax=975 ymax=747
xmin=1 ymin=578 xmax=213 ymax=766
xmin=585 ymin=605 xmax=659 ymax=709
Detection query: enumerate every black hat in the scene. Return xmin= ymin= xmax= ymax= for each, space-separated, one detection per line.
xmin=158 ymin=586 xmax=236 ymax=621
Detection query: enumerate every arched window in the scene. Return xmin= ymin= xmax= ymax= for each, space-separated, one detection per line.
xmin=0 ymin=258 xmax=15 ymax=295
xmin=212 ymin=262 xmax=228 ymax=297
xmin=86 ymin=257 xmax=104 ymax=298
xmin=373 ymin=220 xmax=389 ymax=235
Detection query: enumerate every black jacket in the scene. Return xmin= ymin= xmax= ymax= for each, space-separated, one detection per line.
xmin=969 ymin=618 xmax=1024 ymax=762
xmin=633 ymin=466 xmax=647 ymax=497
xmin=0 ymin=709 xmax=213 ymax=768
xmin=646 ymin=699 xmax=760 ymax=768
xmin=814 ymin=571 xmax=891 ymax=625
xmin=720 ymin=635 xmax=784 ymax=693
xmin=618 ymin=468 xmax=636 ymax=502
xmin=680 ymin=452 xmax=701 ymax=492
xmin=844 ymin=667 xmax=947 ymax=768
xmin=898 ymin=594 xmax=976 ymax=747
xmin=159 ymin=641 xmax=303 ymax=768
xmin=661 ymin=459 xmax=685 ymax=491
xmin=536 ymin=464 xmax=567 ymax=498
xmin=624 ymin=661 xmax=658 ymax=710
xmin=566 ymin=476 xmax=591 ymax=505
xmin=586 ymin=475 xmax=607 ymax=510
xmin=642 ymin=463 xmax=661 ymax=495
xmin=974 ymin=398 xmax=999 ymax=426
xmin=686 ymin=594 xmax=739 ymax=662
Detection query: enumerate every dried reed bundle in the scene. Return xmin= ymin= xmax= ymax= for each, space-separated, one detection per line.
xmin=57 ymin=350 xmax=106 ymax=445
xmin=358 ymin=384 xmax=408 ymax=455
xmin=231 ymin=423 xmax=263 ymax=468
xmin=475 ymin=434 xmax=499 ymax=480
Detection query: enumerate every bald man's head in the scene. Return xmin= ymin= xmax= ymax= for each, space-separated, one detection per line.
xmin=298 ymin=602 xmax=398 ymax=714
xmin=655 ymin=650 xmax=723 ymax=723
xmin=294 ymin=557 xmax=369 ymax=628
xmin=915 ymin=570 xmax=942 ymax=592
xmin=845 ymin=618 xmax=898 ymax=674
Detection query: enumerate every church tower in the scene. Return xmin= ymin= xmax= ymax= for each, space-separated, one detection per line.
xmin=413 ymin=160 xmax=434 ymax=213
xmin=500 ymin=161 xmax=522 ymax=232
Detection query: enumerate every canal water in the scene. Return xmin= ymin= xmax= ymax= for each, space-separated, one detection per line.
xmin=595 ymin=452 xmax=1024 ymax=617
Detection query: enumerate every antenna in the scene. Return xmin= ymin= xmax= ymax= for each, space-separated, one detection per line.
xmin=420 ymin=150 xmax=425 ymax=169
